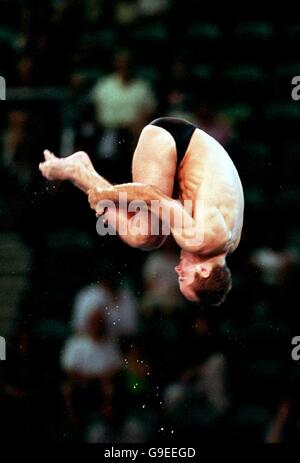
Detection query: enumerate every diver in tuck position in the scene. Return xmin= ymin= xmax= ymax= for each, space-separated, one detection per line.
xmin=39 ymin=117 xmax=244 ymax=305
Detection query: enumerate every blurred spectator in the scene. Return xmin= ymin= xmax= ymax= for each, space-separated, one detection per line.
xmin=72 ymin=280 xmax=138 ymax=337
xmin=61 ymin=291 xmax=123 ymax=439
xmin=61 ymin=303 xmax=122 ymax=377
xmin=90 ymin=49 xmax=156 ymax=179
xmin=162 ymin=353 xmax=228 ymax=440
xmin=91 ymin=49 xmax=156 ymax=132
xmin=249 ymin=246 xmax=298 ymax=287
xmin=71 ymin=283 xmax=110 ymax=333
xmin=164 ymin=352 xmax=228 ymax=415
xmin=195 ymin=353 xmax=229 ymax=413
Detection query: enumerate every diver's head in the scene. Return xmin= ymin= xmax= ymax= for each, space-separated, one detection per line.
xmin=174 ymin=251 xmax=232 ymax=306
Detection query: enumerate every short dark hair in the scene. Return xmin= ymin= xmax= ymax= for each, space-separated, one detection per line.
xmin=192 ymin=264 xmax=232 ymax=307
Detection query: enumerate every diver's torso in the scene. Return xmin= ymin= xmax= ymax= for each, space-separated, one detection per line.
xmin=178 ymin=127 xmax=244 ymax=251
xmin=150 ymin=117 xmax=244 ymax=250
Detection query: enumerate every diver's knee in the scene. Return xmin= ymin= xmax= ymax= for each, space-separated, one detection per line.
xmin=129 ymin=234 xmax=153 ymax=249
xmin=139 ymin=234 xmax=167 ymax=251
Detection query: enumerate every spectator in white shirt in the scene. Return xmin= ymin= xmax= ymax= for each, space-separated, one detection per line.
xmin=71 ymin=281 xmax=138 ymax=338
xmin=90 ymin=49 xmax=156 ymax=176
xmin=60 ymin=285 xmax=124 ymax=433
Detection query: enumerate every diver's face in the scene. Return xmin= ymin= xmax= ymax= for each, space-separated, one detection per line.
xmin=174 ymin=256 xmax=196 ymax=285
xmin=174 ymin=255 xmax=200 ymax=301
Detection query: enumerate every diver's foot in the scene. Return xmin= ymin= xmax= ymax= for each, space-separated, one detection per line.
xmin=39 ymin=150 xmax=93 ymax=181
xmin=68 ymin=151 xmax=94 ymax=172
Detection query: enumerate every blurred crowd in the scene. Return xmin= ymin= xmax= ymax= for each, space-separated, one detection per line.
xmin=1 ymin=0 xmax=300 ymax=443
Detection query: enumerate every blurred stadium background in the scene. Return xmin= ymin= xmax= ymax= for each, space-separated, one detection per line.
xmin=1 ymin=0 xmax=300 ymax=442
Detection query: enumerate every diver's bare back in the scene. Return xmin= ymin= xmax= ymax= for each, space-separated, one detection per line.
xmin=177 ymin=127 xmax=244 ymax=255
